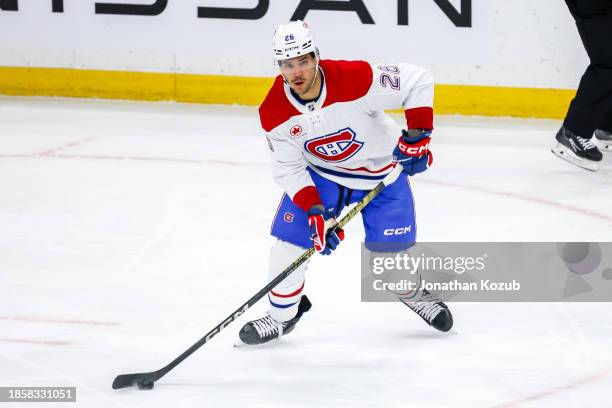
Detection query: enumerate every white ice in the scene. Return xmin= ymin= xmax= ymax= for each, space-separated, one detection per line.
xmin=1 ymin=97 xmax=611 ymax=408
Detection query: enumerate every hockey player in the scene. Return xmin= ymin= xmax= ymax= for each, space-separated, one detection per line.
xmin=552 ymin=0 xmax=612 ymax=170
xmin=238 ymin=21 xmax=453 ymax=346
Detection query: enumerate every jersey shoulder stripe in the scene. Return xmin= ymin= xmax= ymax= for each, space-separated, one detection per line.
xmin=320 ymin=60 xmax=373 ymax=108
xmin=259 ymin=76 xmax=301 ymax=132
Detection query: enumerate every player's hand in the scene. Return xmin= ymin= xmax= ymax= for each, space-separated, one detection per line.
xmin=393 ymin=129 xmax=433 ymax=176
xmin=307 ymin=205 xmax=345 ymax=255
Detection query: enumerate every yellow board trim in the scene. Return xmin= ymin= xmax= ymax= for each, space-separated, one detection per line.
xmin=0 ymin=66 xmax=575 ymax=119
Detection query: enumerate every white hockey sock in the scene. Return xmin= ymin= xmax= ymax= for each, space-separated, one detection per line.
xmin=268 ymin=240 xmax=309 ymax=322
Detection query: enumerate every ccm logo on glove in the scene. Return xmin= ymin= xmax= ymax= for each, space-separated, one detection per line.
xmin=398 ymin=137 xmax=430 ymax=156
xmin=393 ymin=129 xmax=434 ymax=176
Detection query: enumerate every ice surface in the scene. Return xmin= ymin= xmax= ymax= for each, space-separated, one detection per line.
xmin=0 ymin=97 xmax=611 ymax=407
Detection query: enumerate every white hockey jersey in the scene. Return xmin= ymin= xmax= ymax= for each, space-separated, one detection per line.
xmin=259 ymin=60 xmax=434 ymax=212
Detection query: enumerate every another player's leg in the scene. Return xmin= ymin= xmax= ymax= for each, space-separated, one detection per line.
xmin=552 ymin=3 xmax=612 ymax=170
xmin=238 ymin=240 xmax=312 ymax=345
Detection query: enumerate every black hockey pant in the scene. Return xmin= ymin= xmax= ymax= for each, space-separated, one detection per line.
xmin=563 ymin=0 xmax=612 ymax=137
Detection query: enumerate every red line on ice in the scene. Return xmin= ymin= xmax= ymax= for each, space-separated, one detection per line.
xmin=422 ymin=179 xmax=612 ymax=224
xmin=491 ymin=366 xmax=612 ymax=408
xmin=37 ymin=136 xmax=97 ymax=156
xmin=0 ymin=337 xmax=71 ymax=346
xmin=0 ymin=316 xmax=120 ymax=326
xmin=54 ymin=153 xmax=267 ymax=167
xmin=0 ymin=153 xmax=266 ymax=167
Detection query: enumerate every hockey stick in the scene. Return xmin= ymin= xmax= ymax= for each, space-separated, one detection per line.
xmin=112 ymin=165 xmax=403 ymax=390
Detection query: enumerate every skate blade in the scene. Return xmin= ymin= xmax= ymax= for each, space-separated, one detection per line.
xmin=595 ymin=138 xmax=612 ymax=152
xmin=233 ymin=337 xmax=282 ymax=348
xmin=551 ymin=143 xmax=599 ymax=171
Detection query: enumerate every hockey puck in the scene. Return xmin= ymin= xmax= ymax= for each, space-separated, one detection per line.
xmin=137 ymin=380 xmax=155 ymax=390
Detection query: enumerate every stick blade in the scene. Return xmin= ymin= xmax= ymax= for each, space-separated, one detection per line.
xmin=112 ymin=372 xmax=157 ymax=390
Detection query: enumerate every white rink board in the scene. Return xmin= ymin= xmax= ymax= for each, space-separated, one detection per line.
xmin=0 ymin=0 xmax=588 ymax=88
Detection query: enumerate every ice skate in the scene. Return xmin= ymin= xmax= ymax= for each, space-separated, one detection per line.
xmin=552 ymin=126 xmax=603 ymax=171
xmin=595 ymin=129 xmax=612 ymax=152
xmin=399 ymin=289 xmax=454 ymax=333
xmin=237 ymin=295 xmax=311 ymax=346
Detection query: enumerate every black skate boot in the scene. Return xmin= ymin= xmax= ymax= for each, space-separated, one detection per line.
xmin=595 ymin=129 xmax=612 ymax=152
xmin=399 ymin=289 xmax=453 ymax=332
xmin=551 ymin=126 xmax=603 ymax=171
xmin=238 ymin=295 xmax=312 ymax=346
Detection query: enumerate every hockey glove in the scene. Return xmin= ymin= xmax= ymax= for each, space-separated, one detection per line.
xmin=393 ymin=129 xmax=433 ymax=176
xmin=307 ymin=205 xmax=345 ymax=256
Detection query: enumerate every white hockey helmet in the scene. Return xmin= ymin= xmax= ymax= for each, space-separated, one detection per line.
xmin=272 ymin=20 xmax=319 ymax=64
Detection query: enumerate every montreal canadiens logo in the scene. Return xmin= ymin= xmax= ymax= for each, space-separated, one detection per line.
xmin=304 ymin=128 xmax=363 ymax=163
xmin=290 ymin=125 xmax=302 ymax=138
xmin=284 ymin=212 xmax=294 ymax=223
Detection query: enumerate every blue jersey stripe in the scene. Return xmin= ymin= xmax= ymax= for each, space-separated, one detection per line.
xmin=311 ymin=164 xmax=390 ymax=180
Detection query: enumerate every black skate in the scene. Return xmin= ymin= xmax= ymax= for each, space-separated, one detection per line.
xmin=399 ymin=289 xmax=453 ymax=332
xmin=238 ymin=295 xmax=312 ymax=346
xmin=595 ymin=129 xmax=612 ymax=152
xmin=551 ymin=126 xmax=603 ymax=171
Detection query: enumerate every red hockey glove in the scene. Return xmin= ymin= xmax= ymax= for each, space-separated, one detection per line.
xmin=307 ymin=205 xmax=345 ymax=256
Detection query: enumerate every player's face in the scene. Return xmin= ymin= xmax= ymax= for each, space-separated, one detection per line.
xmin=279 ymin=55 xmax=318 ymax=96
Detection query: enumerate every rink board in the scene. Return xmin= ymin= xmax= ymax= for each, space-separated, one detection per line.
xmin=0 ymin=66 xmax=576 ymax=119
